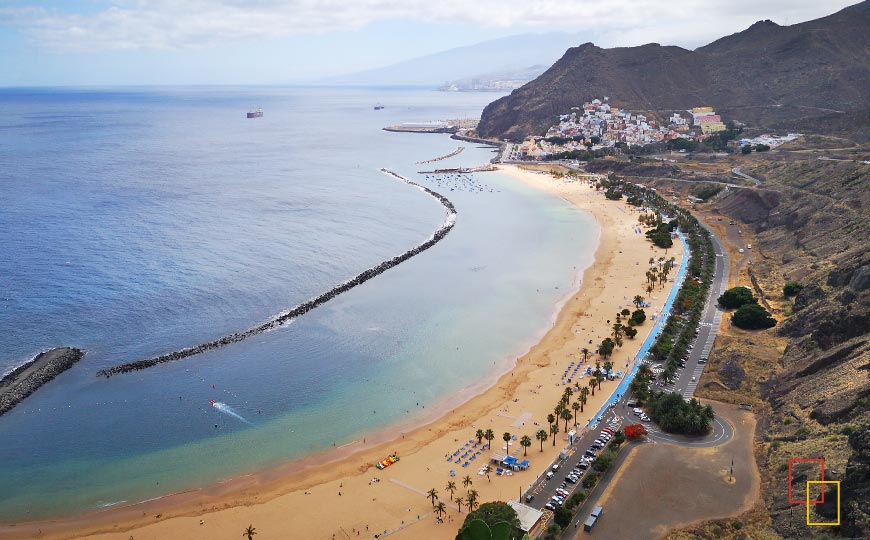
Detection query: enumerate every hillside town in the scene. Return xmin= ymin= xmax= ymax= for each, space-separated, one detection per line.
xmin=516 ymin=98 xmax=736 ymax=160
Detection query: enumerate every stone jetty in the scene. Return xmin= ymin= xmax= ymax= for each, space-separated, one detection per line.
xmin=1 ymin=347 xmax=84 ymax=417
xmin=416 ymin=146 xmax=464 ymax=165
xmin=96 ymin=169 xmax=457 ymax=378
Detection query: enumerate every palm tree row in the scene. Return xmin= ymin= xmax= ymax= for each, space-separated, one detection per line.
xmin=431 ymin=480 xmax=480 ymax=514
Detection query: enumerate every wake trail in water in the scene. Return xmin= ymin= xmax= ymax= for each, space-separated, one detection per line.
xmin=212 ymin=402 xmax=253 ymax=425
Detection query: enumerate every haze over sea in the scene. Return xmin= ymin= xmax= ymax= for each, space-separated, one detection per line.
xmin=0 ymin=86 xmax=596 ymax=520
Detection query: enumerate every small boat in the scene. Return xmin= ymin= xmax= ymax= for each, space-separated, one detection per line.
xmin=375 ymin=454 xmax=399 ymax=469
xmin=373 ymin=103 xmax=384 ymax=110
xmin=247 ymin=108 xmax=263 ymax=118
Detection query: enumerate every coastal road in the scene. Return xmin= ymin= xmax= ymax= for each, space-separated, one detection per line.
xmin=731 ymin=167 xmax=761 ymax=187
xmin=666 ymin=220 xmax=730 ymax=400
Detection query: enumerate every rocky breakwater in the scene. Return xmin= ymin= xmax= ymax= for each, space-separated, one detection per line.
xmin=96 ymin=169 xmax=457 ymax=378
xmin=0 ymin=347 xmax=84 ymax=417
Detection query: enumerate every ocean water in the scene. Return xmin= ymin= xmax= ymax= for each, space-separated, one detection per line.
xmin=0 ymin=86 xmax=597 ymax=520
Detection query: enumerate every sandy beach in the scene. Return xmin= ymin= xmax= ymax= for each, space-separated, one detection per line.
xmin=1 ymin=165 xmax=684 ymax=540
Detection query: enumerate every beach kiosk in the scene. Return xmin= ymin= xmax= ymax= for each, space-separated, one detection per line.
xmin=508 ymin=500 xmax=544 ymax=538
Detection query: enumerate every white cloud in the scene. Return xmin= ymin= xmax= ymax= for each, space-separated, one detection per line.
xmin=1 ymin=0 xmax=858 ymax=52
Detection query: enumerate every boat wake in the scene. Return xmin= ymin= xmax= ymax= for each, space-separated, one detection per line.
xmin=211 ymin=401 xmax=253 ymax=425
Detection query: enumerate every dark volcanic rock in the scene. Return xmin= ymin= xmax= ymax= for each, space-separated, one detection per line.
xmin=849 ymin=265 xmax=870 ymax=291
xmin=0 ymin=348 xmax=84 ymax=417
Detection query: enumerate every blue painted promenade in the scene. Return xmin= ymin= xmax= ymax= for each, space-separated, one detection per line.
xmin=587 ymin=233 xmax=690 ymax=427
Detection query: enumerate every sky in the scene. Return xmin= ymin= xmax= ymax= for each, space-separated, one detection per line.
xmin=0 ymin=0 xmax=860 ymax=86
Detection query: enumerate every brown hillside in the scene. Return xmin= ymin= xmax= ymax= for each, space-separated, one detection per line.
xmin=478 ymin=1 xmax=870 ymax=140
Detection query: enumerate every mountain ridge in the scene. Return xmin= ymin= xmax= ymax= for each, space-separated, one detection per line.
xmin=478 ymin=1 xmax=870 ymax=140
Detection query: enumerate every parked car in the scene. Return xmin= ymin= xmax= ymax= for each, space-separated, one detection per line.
xmin=545 ymin=502 xmax=556 ymax=511
xmin=525 ymin=494 xmax=535 ymax=503
xmin=546 ymin=471 xmax=554 ymax=480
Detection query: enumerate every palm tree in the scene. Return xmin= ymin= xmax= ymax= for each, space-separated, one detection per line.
xmin=502 ymin=432 xmax=512 ymax=449
xmin=550 ymin=423 xmax=559 ymax=446
xmin=563 ymin=387 xmax=573 ymax=400
xmin=427 ymin=488 xmax=439 ymax=507
xmin=571 ymin=401 xmax=580 ymax=425
xmin=646 ymin=283 xmax=654 ymax=295
xmin=462 ymin=474 xmax=473 ymax=489
xmin=243 ymin=525 xmax=257 ymax=540
xmin=445 ymin=480 xmax=456 ymax=501
xmin=484 ymin=428 xmax=495 ymax=449
xmin=466 ymin=490 xmax=479 ymax=512
xmin=633 ymin=295 xmax=645 ymax=308
xmin=536 ymin=429 xmax=548 ymax=451
xmin=520 ymin=435 xmax=532 ymax=456
xmin=546 ymin=413 xmax=556 ymax=427
xmin=560 ymin=408 xmax=573 ymax=432
xmin=454 ymin=496 xmax=465 ymax=513
xmin=588 ymin=378 xmax=596 ymax=397
xmin=580 ymin=347 xmax=590 ymax=363
xmin=434 ymin=501 xmax=447 ymax=521
xmin=579 ymin=387 xmax=589 ymax=412
xmin=596 ymin=372 xmax=605 ymax=391
xmin=484 ymin=464 xmax=492 ymax=482
xmin=475 ymin=428 xmax=484 ymax=445
xmin=603 ymin=360 xmax=613 ymax=379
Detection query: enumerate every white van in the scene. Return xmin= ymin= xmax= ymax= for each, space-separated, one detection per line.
xmin=747 ymin=244 xmax=752 ymax=249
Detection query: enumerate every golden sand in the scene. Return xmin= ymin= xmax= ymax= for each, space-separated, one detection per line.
xmin=1 ymin=165 xmax=683 ymax=540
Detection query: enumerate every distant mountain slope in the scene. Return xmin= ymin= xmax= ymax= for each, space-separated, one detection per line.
xmin=321 ymin=32 xmax=586 ymax=87
xmin=478 ymin=1 xmax=870 ymax=140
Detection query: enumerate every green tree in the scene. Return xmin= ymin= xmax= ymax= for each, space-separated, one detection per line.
xmin=427 ymin=487 xmax=439 ymax=507
xmin=783 ymin=281 xmax=804 ymax=297
xmin=475 ymin=428 xmax=485 ymax=445
xmin=633 ymin=295 xmax=645 ymax=308
xmin=455 ymin=496 xmax=464 ymax=513
xmin=572 ymin=401 xmax=581 ymax=425
xmin=484 ymin=429 xmax=495 ymax=449
xmin=550 ymin=423 xmax=559 ymax=446
xmin=580 ymin=347 xmax=590 ymax=363
xmin=718 ymin=286 xmax=757 ymax=309
xmin=754 ymin=144 xmax=770 ymax=152
xmin=741 ymin=145 xmax=752 ymax=155
xmin=446 ymin=480 xmax=457 ymax=501
xmin=520 ymin=435 xmax=532 ymax=456
xmin=588 ymin=378 xmax=596 ymax=397
xmin=599 ymin=338 xmax=615 ymax=359
xmin=624 ymin=326 xmax=638 ymax=339
xmin=456 ymin=501 xmax=521 ymax=540
xmin=732 ymin=303 xmax=777 ymax=329
xmin=466 ymin=489 xmax=479 ymax=512
xmin=560 ymin=408 xmax=573 ymax=432
xmin=554 ymin=505 xmax=573 ymax=528
xmin=463 ymin=475 xmax=473 ymax=489
xmin=536 ymin=429 xmax=548 ymax=451
xmin=434 ymin=501 xmax=447 ymax=521
xmin=502 ymin=432 xmax=512 ymax=448
xmin=484 ymin=464 xmax=492 ymax=483
xmin=579 ymin=387 xmax=589 ymax=412
xmin=243 ymin=525 xmax=257 ymax=540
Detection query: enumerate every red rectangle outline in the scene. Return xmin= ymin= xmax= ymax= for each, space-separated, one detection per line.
xmin=788 ymin=457 xmax=825 ymax=504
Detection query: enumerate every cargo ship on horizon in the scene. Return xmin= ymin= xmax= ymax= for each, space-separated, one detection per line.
xmin=247 ymin=108 xmax=263 ymax=118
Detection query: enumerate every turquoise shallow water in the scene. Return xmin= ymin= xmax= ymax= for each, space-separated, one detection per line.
xmin=0 ymin=86 xmax=597 ymax=520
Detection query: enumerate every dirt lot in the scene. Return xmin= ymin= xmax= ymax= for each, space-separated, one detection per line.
xmin=572 ymin=403 xmax=758 ymax=540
